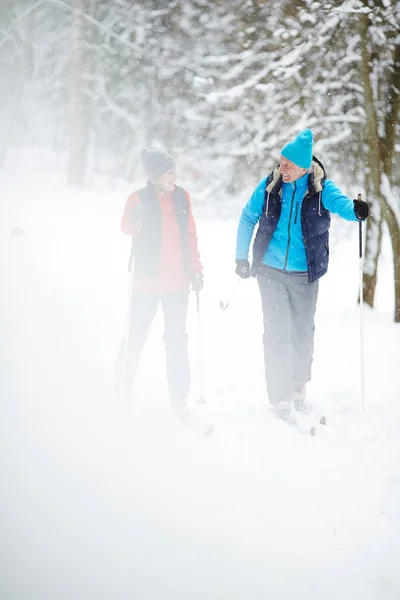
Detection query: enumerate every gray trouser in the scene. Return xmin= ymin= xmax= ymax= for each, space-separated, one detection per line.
xmin=257 ymin=265 xmax=319 ymax=405
xmin=125 ymin=288 xmax=190 ymax=406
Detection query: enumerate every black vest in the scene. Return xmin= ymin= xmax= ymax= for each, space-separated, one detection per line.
xmin=129 ymin=183 xmax=190 ymax=278
xmin=252 ymin=157 xmax=331 ymax=283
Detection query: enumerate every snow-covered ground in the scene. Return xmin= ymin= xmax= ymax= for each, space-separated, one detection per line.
xmin=1 ymin=153 xmax=400 ymax=600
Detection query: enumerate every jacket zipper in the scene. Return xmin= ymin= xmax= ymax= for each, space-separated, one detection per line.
xmin=284 ymin=183 xmax=296 ymax=270
xmin=294 ymin=201 xmax=300 ymax=224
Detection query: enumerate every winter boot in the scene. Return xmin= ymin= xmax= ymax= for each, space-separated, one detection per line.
xmin=171 ymin=399 xmax=190 ymax=424
xmin=272 ymin=399 xmax=292 ymax=419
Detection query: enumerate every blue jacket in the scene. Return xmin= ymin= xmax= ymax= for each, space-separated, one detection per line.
xmin=236 ymin=157 xmax=358 ymax=283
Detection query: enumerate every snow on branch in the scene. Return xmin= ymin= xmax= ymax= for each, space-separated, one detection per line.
xmin=201 ymin=42 xmax=266 ymax=66
xmin=381 ymin=174 xmax=400 ymax=230
xmin=332 ymin=7 xmax=371 ymax=14
xmin=219 ymin=51 xmax=273 ymax=82
xmin=314 ymin=115 xmax=362 ymax=124
xmin=314 ymin=127 xmax=352 ymax=152
xmin=0 ymin=0 xmax=143 ymax=55
xmin=95 ymin=83 xmax=138 ymax=132
xmin=205 ymin=45 xmax=305 ymax=103
xmin=331 ymin=0 xmax=371 ymax=16
xmin=0 ymin=0 xmax=46 ymax=50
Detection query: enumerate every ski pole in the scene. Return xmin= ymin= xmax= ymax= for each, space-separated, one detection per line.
xmin=123 ymin=262 xmax=135 ymax=374
xmin=115 ymin=259 xmax=135 ymax=401
xmin=358 ymin=193 xmax=365 ymax=412
xmin=219 ymin=277 xmax=241 ymax=311
xmin=195 ymin=291 xmax=206 ymax=404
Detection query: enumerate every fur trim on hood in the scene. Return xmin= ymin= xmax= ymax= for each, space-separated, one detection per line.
xmin=266 ymin=156 xmax=326 ymax=195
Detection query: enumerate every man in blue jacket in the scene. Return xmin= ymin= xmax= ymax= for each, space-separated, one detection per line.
xmin=235 ymin=129 xmax=369 ymax=417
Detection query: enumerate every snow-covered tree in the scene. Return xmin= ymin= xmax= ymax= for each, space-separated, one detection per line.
xmin=68 ymin=0 xmax=86 ymax=184
xmin=0 ymin=0 xmax=35 ymax=166
xmin=357 ymin=0 xmax=400 ymax=321
xmin=1 ymin=0 xmax=398 ymax=321
xmin=198 ymin=0 xmax=399 ymax=319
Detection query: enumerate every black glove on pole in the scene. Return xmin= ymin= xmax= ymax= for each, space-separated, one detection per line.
xmin=353 ymin=197 xmax=369 ymax=221
xmin=235 ymin=259 xmax=251 ymax=279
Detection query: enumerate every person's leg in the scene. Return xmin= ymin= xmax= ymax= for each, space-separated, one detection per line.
xmin=288 ymin=272 xmax=319 ymax=399
xmin=160 ymin=288 xmax=190 ymax=413
xmin=124 ymin=290 xmax=159 ymax=398
xmin=257 ymin=266 xmax=293 ymax=407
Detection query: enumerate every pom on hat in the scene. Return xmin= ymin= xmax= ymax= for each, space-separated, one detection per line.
xmin=280 ymin=129 xmax=314 ymax=169
xmin=141 ymin=147 xmax=176 ymax=180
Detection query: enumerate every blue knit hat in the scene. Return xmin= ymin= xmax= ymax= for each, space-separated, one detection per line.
xmin=280 ymin=129 xmax=314 ymax=169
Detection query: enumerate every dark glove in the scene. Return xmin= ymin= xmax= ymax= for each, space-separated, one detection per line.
xmin=353 ymin=199 xmax=369 ymax=221
xmin=191 ymin=272 xmax=204 ymax=292
xmin=235 ymin=259 xmax=251 ymax=279
xmin=130 ymin=202 xmax=145 ymax=224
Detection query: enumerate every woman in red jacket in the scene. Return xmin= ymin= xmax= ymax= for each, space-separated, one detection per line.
xmin=120 ymin=148 xmax=203 ymax=419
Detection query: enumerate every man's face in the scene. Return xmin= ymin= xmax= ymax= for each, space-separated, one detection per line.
xmin=156 ymin=168 xmax=177 ymax=191
xmin=279 ymin=156 xmax=307 ymax=183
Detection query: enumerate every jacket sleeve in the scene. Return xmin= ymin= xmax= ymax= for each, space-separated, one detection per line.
xmin=322 ymin=180 xmax=358 ymax=222
xmin=235 ymin=177 xmax=267 ymax=259
xmin=185 ymin=191 xmax=203 ymax=274
xmin=120 ymin=192 xmax=143 ymax=235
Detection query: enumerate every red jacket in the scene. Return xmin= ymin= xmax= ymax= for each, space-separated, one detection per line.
xmin=121 ymin=187 xmax=202 ymax=293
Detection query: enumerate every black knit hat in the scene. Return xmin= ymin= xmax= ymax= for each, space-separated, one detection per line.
xmin=141 ymin=147 xmax=176 ymax=180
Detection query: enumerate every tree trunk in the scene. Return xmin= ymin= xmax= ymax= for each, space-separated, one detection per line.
xmin=385 ymin=207 xmax=400 ymax=322
xmin=382 ymin=44 xmax=400 ymax=322
xmin=358 ymin=12 xmax=383 ymax=308
xmin=359 ymin=7 xmax=400 ymax=322
xmin=67 ymin=0 xmax=87 ymax=185
xmin=363 ymin=199 xmax=383 ymax=308
xmin=382 ymin=44 xmax=400 ymax=176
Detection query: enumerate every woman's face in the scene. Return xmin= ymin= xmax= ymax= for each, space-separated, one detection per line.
xmin=156 ymin=168 xmax=177 ymax=191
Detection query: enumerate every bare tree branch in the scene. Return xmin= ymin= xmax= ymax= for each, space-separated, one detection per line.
xmin=0 ymin=0 xmax=143 ymax=55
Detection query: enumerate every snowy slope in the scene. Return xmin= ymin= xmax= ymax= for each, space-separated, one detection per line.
xmin=1 ymin=156 xmax=400 ymax=600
